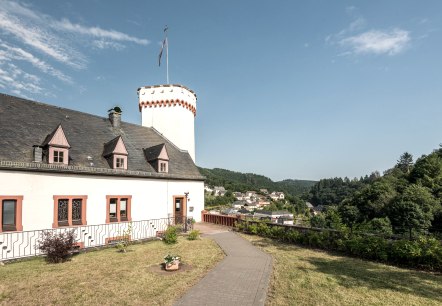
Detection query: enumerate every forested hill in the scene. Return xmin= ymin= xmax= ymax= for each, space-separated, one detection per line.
xmin=197 ymin=167 xmax=316 ymax=196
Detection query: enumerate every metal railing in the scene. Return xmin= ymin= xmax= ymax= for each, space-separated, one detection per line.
xmin=201 ymin=213 xmax=238 ymax=227
xmin=0 ymin=217 xmax=192 ymax=261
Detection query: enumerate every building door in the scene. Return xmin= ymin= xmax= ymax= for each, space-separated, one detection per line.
xmin=174 ymin=197 xmax=186 ymax=224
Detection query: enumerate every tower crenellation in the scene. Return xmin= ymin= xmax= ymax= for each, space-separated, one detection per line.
xmin=138 ymin=84 xmax=197 ymax=162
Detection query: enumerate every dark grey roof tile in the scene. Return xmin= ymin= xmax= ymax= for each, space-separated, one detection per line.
xmin=0 ymin=93 xmax=204 ymax=180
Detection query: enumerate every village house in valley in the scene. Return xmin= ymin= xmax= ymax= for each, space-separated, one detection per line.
xmin=0 ymin=84 xmax=204 ymax=260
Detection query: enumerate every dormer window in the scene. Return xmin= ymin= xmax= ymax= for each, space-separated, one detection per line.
xmin=41 ymin=125 xmax=71 ymax=165
xmin=54 ymin=150 xmax=64 ymax=163
xmin=116 ymin=157 xmax=125 ymax=169
xmin=160 ymin=161 xmax=167 ymax=172
xmin=103 ymin=136 xmax=128 ymax=170
xmin=144 ymin=143 xmax=169 ymax=173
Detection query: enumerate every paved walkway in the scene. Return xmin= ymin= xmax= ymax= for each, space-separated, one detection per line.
xmin=174 ymin=223 xmax=272 ymax=306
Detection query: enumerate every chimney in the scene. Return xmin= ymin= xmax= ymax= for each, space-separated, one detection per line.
xmin=108 ymin=109 xmax=121 ymax=129
xmin=33 ymin=146 xmax=43 ymax=162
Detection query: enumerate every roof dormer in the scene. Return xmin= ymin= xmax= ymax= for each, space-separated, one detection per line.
xmin=144 ymin=143 xmax=169 ymax=173
xmin=41 ymin=124 xmax=71 ymax=165
xmin=103 ymin=136 xmax=128 ymax=170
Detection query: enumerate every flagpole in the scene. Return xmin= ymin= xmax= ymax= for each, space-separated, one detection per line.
xmin=166 ymin=28 xmax=169 ymax=84
xmin=166 ymin=36 xmax=169 ymax=84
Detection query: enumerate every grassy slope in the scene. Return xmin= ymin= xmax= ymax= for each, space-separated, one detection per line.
xmin=0 ymin=237 xmax=224 ymax=305
xmin=242 ymin=234 xmax=442 ymax=306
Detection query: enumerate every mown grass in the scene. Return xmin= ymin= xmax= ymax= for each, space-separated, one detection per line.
xmin=0 ymin=237 xmax=224 ymax=306
xmin=241 ymin=234 xmax=442 ymax=306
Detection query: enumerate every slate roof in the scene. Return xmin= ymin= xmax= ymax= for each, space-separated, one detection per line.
xmin=144 ymin=143 xmax=166 ymax=161
xmin=102 ymin=136 xmax=124 ymax=157
xmin=0 ymin=93 xmax=204 ymax=180
xmin=41 ymin=124 xmax=70 ymax=148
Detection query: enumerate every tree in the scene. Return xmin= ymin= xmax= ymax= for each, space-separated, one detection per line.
xmin=350 ymin=180 xmax=396 ymax=221
xmin=388 ymin=200 xmax=429 ymax=239
xmin=410 ymin=152 xmax=442 ymax=193
xmin=338 ymin=204 xmax=360 ymax=231
xmin=396 ymin=152 xmax=414 ymax=174
xmin=310 ymin=214 xmax=326 ymax=228
xmin=323 ymin=206 xmax=345 ymax=230
xmin=357 ymin=217 xmax=393 ymax=236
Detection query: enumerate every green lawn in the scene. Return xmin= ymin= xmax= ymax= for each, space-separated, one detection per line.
xmin=241 ymin=234 xmax=442 ymax=306
xmin=0 ymin=237 xmax=224 ymax=305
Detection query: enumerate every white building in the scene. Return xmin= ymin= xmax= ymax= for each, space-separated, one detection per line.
xmin=213 ymin=186 xmax=226 ymax=196
xmin=0 ymin=84 xmax=204 ymax=260
xmin=270 ymin=191 xmax=285 ymax=201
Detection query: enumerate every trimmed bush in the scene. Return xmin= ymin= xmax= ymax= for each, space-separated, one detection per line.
xmin=37 ymin=230 xmax=76 ymax=263
xmin=163 ymin=225 xmax=179 ymax=244
xmin=187 ymin=229 xmax=200 ymax=240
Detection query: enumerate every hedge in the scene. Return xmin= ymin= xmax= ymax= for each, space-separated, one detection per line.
xmin=235 ymin=221 xmax=442 ymax=272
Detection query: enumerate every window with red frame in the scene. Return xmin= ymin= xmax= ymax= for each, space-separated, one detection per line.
xmin=107 ymin=196 xmax=131 ymax=223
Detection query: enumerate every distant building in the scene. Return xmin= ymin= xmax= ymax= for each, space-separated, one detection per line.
xmin=233 ymin=192 xmax=245 ymax=200
xmin=269 ymin=192 xmax=285 ymax=201
xmin=232 ymin=200 xmax=247 ymax=209
xmin=213 ymin=186 xmax=226 ymax=197
xmin=259 ymin=189 xmax=268 ymax=194
xmin=254 ymin=210 xmax=294 ymax=225
xmin=221 ymin=208 xmax=238 ymax=215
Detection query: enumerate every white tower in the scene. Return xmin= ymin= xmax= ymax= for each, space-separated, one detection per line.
xmin=138 ymin=84 xmax=197 ymax=162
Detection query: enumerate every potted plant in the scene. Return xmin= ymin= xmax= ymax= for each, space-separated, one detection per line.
xmin=164 ymin=254 xmax=180 ymax=271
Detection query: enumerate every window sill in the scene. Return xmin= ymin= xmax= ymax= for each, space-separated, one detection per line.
xmin=1 ymin=227 xmax=17 ymax=232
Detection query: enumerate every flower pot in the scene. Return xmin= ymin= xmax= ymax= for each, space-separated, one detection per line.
xmin=165 ymin=260 xmax=180 ymax=271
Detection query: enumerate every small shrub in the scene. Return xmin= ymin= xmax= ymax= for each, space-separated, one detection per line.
xmin=37 ymin=230 xmax=76 ymax=263
xmin=257 ymin=222 xmax=271 ymax=237
xmin=306 ymin=231 xmax=324 ymax=248
xmin=187 ymin=229 xmax=200 ymax=240
xmin=416 ymin=236 xmax=442 ymax=270
xmin=390 ymin=239 xmax=421 ymax=265
xmin=247 ymin=223 xmax=258 ymax=235
xmin=115 ymin=223 xmax=133 ymax=253
xmin=163 ymin=225 xmax=179 ymax=244
xmin=285 ymin=229 xmax=301 ymax=243
xmin=269 ymin=226 xmax=285 ymax=240
xmin=234 ymin=221 xmax=244 ymax=232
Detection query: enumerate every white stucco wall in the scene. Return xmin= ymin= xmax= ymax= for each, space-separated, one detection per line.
xmin=138 ymin=85 xmax=197 ymax=162
xmin=0 ymin=170 xmax=204 ymax=231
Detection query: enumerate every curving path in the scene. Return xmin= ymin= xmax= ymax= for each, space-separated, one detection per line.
xmin=174 ymin=223 xmax=272 ymax=306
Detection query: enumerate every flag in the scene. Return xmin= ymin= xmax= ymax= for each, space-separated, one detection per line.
xmin=158 ymin=38 xmax=167 ymax=66
xmin=159 ymin=25 xmax=168 ymax=66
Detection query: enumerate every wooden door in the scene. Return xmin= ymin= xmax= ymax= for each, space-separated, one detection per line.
xmin=173 ymin=197 xmax=186 ymax=224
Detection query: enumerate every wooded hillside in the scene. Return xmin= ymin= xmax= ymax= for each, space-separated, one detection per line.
xmin=198 ymin=167 xmax=316 ymax=196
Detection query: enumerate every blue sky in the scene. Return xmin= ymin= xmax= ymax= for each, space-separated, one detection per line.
xmin=0 ymin=0 xmax=441 ymax=181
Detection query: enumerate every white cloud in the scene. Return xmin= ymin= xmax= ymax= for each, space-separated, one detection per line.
xmin=340 ymin=29 xmax=410 ymax=55
xmin=0 ymin=0 xmax=150 ymax=97
xmin=0 ymin=41 xmax=72 ymax=83
xmin=0 ymin=3 xmax=86 ymax=69
xmin=55 ymin=19 xmax=148 ymax=46
xmin=326 ymin=9 xmax=411 ymax=57
xmin=0 ymin=65 xmax=43 ymax=98
xmin=92 ymin=40 xmax=126 ymax=51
